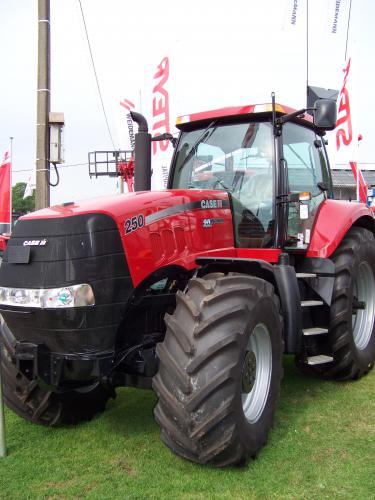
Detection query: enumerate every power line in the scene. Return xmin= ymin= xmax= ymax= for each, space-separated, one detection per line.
xmin=306 ymin=0 xmax=309 ymax=89
xmin=12 ymin=162 xmax=89 ymax=174
xmin=344 ymin=0 xmax=352 ymax=60
xmin=10 ymin=161 xmax=375 ymax=176
xmin=78 ymin=0 xmax=116 ymax=150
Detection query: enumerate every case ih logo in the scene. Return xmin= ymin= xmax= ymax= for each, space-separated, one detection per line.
xmin=23 ymin=239 xmax=47 ymax=247
xmin=201 ymin=199 xmax=223 ymax=209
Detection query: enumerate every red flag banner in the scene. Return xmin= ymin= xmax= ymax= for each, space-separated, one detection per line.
xmin=120 ymin=98 xmax=136 ymax=151
xmin=334 ymin=58 xmax=367 ymax=203
xmin=152 ymin=57 xmax=170 ymax=156
xmin=350 ymin=161 xmax=367 ymax=204
xmin=0 ymin=151 xmax=11 ymax=233
xmin=151 ymin=56 xmax=171 ymax=190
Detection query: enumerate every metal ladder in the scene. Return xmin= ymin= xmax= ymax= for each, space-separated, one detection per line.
xmin=296 ymin=272 xmax=333 ymax=366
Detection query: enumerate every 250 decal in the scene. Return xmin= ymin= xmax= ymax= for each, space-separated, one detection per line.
xmin=124 ymin=214 xmax=145 ymax=235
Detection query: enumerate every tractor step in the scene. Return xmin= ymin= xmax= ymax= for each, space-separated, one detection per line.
xmin=296 ymin=273 xmax=317 ymax=278
xmin=303 ymin=327 xmax=328 ymax=336
xmin=306 ymin=355 xmax=333 ymax=365
xmin=300 ymin=300 xmax=324 ymax=307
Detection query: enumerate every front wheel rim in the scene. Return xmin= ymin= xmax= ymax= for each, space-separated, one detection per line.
xmin=241 ymin=323 xmax=272 ymax=424
xmin=352 ymin=261 xmax=375 ymax=350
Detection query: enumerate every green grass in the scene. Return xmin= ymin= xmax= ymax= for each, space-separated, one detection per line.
xmin=1 ymin=356 xmax=374 ymax=500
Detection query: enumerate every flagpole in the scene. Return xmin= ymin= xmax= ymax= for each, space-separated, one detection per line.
xmin=0 ymin=141 xmax=11 ymax=459
xmin=0 ymin=360 xmax=5 ymax=457
xmin=357 ymin=165 xmax=360 ymax=202
xmin=0 ymin=321 xmax=5 ymax=458
xmin=0 ymin=138 xmax=13 ymax=458
xmin=9 ymin=137 xmax=13 ymax=231
xmin=306 ymin=0 xmax=309 ymax=91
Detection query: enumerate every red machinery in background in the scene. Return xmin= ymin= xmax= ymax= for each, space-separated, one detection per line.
xmin=88 ymin=150 xmax=134 ymax=192
xmin=0 ymin=235 xmax=9 ymax=254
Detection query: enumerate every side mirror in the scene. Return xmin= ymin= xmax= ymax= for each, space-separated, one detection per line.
xmin=152 ymin=133 xmax=178 ymax=148
xmin=314 ymin=99 xmax=337 ymax=131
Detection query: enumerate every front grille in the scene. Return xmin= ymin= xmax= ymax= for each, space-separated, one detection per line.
xmin=0 ymin=213 xmax=133 ymax=354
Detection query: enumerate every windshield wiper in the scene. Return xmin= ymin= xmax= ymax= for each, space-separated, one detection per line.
xmin=215 ymin=178 xmax=232 ymax=192
xmin=178 ymin=121 xmax=217 ymax=171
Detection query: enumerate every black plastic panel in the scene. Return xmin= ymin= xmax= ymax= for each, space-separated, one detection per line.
xmin=10 ymin=213 xmax=116 ymax=237
xmin=0 ymin=214 xmax=130 ymax=296
xmin=0 ymin=213 xmax=134 ymax=355
xmin=6 ymin=245 xmax=30 ymax=264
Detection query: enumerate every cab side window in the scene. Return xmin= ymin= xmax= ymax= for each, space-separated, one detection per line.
xmin=282 ymin=123 xmax=329 ymax=247
xmin=282 ymin=123 xmax=324 ymax=195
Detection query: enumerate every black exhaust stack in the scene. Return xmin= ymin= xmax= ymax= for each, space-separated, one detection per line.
xmin=130 ymin=111 xmax=152 ymax=191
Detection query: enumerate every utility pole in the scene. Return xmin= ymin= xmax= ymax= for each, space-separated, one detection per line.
xmin=35 ymin=0 xmax=50 ymax=210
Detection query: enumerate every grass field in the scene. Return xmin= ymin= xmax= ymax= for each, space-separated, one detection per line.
xmin=0 ymin=356 xmax=374 ymax=500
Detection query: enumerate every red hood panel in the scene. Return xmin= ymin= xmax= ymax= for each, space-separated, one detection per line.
xmin=23 ymin=190 xmax=235 ymax=287
xmin=22 ymin=191 xmax=199 ymax=220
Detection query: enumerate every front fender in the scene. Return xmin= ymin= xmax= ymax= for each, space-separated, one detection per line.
xmin=307 ymin=199 xmax=375 ymax=258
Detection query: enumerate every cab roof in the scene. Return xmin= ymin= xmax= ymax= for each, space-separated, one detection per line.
xmin=176 ymin=103 xmax=314 ymax=129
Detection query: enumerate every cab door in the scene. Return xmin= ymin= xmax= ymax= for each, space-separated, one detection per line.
xmin=281 ymin=122 xmax=332 ymax=250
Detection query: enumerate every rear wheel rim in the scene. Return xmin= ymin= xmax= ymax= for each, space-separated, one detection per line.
xmin=352 ymin=261 xmax=375 ymax=350
xmin=241 ymin=323 xmax=272 ymax=424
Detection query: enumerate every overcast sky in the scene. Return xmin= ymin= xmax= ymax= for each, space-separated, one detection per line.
xmin=1 ymin=0 xmax=374 ymax=205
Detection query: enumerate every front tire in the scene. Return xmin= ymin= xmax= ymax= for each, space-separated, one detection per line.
xmin=153 ymin=273 xmax=283 ymax=467
xmin=1 ymin=322 xmax=113 ymax=426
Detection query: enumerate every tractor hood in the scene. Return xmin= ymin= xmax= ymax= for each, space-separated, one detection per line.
xmin=20 ymin=190 xmax=230 ymax=222
xmin=0 ymin=190 xmax=233 ymax=357
xmin=17 ymin=190 xmax=235 ymax=287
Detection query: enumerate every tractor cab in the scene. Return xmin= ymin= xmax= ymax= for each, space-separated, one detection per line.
xmin=169 ymin=102 xmax=335 ymax=252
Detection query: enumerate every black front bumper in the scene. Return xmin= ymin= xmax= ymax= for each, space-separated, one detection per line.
xmin=13 ymin=339 xmax=114 ymax=390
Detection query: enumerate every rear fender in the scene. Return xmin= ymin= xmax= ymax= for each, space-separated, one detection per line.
xmin=196 ymin=256 xmax=301 ymax=353
xmin=307 ymin=200 xmax=375 ymax=258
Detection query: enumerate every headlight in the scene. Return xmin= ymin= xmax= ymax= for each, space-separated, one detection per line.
xmin=0 ymin=284 xmax=94 ymax=308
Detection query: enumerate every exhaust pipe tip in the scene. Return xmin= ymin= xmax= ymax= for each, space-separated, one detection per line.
xmin=130 ymin=111 xmax=148 ymax=133
xmin=129 ymin=111 xmax=151 ymax=191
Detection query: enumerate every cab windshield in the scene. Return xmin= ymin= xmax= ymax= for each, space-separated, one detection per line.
xmin=172 ymin=121 xmax=275 ymax=248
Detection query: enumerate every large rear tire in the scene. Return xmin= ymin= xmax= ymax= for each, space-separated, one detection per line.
xmin=153 ymin=273 xmax=283 ymax=467
xmin=301 ymin=227 xmax=375 ymax=380
xmin=1 ymin=322 xmax=113 ymax=425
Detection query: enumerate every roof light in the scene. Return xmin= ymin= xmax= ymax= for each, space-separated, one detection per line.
xmin=176 ymin=115 xmax=190 ymax=125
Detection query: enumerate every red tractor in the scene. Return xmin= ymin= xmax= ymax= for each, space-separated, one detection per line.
xmin=0 ymin=234 xmax=10 ymax=257
xmin=1 ymin=99 xmax=374 ymax=467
